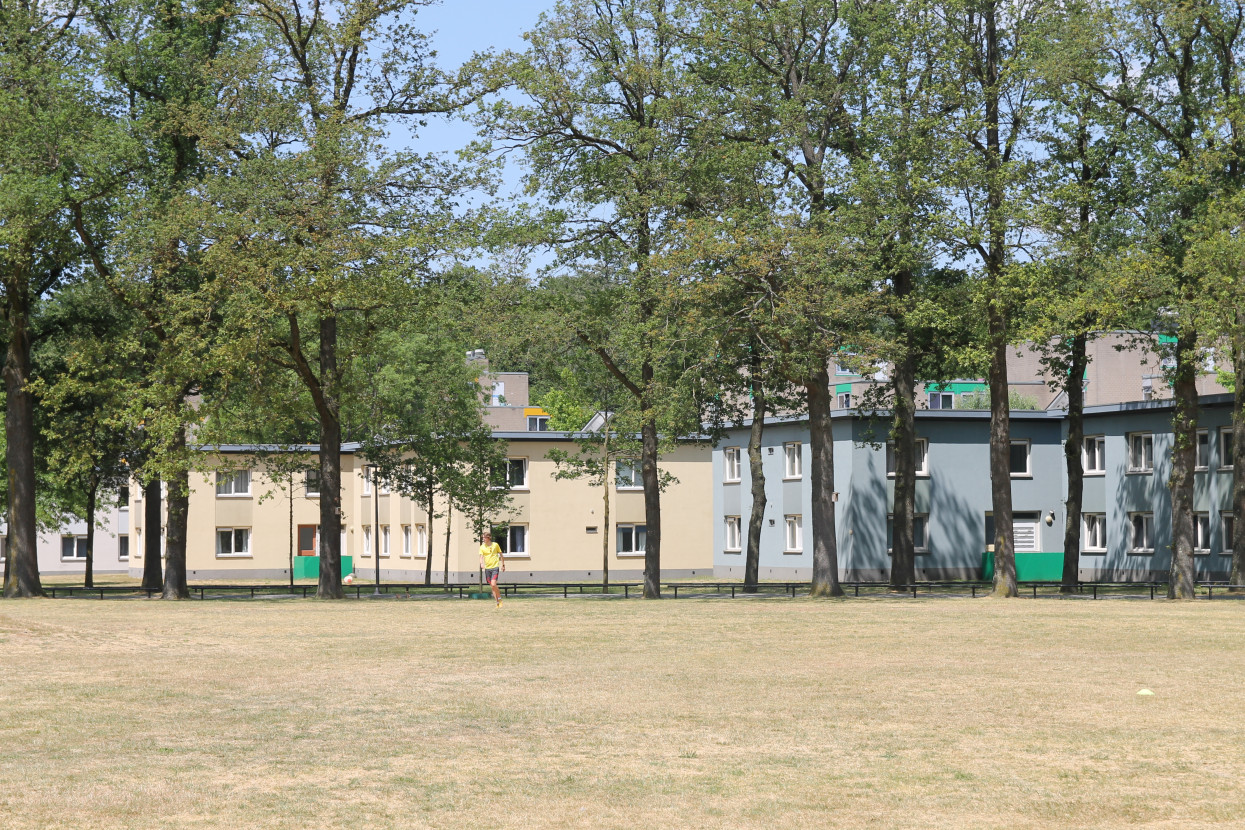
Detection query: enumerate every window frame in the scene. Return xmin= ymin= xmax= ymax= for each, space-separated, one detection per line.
xmin=361 ymin=525 xmax=373 ymax=558
xmin=783 ymin=442 xmax=803 ymax=480
xmin=1127 ymin=433 xmax=1154 ymax=474
xmin=1082 ymin=514 xmax=1106 ymax=552
xmin=493 ymin=524 xmax=529 ymax=557
xmin=887 ymin=514 xmax=930 ymax=554
xmin=215 ymin=469 xmax=252 ymax=498
xmin=836 ymin=392 xmax=852 ymax=409
xmin=1009 ymin=439 xmax=1031 ymax=478
xmin=929 ymin=391 xmax=954 ymax=410
xmin=1194 ymin=512 xmax=1211 ymax=553
xmin=215 ymin=527 xmax=252 ymax=558
xmin=1128 ymin=512 xmax=1154 ymax=554
xmin=783 ymin=514 xmax=803 ymax=553
xmin=507 ymin=457 xmax=529 ymax=490
xmin=1222 ymin=512 xmax=1235 ymax=554
xmin=1220 ymin=427 xmax=1235 ymax=470
xmin=1082 ymin=435 xmax=1106 ymax=475
xmin=304 ymin=468 xmax=320 ymax=498
xmin=1196 ymin=430 xmax=1211 ymax=471
xmin=616 ymin=523 xmax=647 ymax=557
xmin=401 ymin=525 xmax=412 ymax=558
xmin=886 ymin=438 xmax=929 ymax=477
xmin=615 ymin=459 xmax=642 ymax=490
xmin=723 ymin=446 xmax=741 ymax=483
xmin=724 ymin=516 xmax=741 ymax=552
xmin=527 ymin=415 xmax=549 ymax=432
xmin=118 ymin=534 xmax=129 ymax=561
xmin=381 ymin=525 xmax=391 ymax=558
xmin=61 ymin=535 xmax=88 ymax=561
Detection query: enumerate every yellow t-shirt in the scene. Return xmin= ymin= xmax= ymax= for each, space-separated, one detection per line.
xmin=480 ymin=542 xmax=502 ymax=569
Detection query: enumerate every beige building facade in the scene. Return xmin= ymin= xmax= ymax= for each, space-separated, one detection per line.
xmin=127 ymin=437 xmax=713 ymax=582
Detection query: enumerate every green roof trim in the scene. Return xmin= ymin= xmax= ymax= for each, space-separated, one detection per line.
xmin=835 ymin=383 xmax=853 ymax=394
xmin=927 ymin=382 xmax=987 ymax=394
xmin=1158 ymin=334 xmax=1177 ymax=344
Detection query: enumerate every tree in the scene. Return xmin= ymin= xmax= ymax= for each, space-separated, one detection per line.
xmin=202 ymin=0 xmax=487 ymax=598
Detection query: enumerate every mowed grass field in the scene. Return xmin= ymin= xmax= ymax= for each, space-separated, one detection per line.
xmin=2 ymin=595 xmax=1243 ymax=829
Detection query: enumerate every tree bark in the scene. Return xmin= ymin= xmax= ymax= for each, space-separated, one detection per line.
xmin=162 ymin=428 xmax=190 ymax=599
xmin=3 ymin=279 xmax=44 ymax=598
xmin=317 ymin=315 xmax=344 ymax=599
xmin=807 ymin=362 xmax=843 ymax=596
xmin=640 ymin=386 xmax=662 ymax=599
xmin=889 ymin=350 xmax=917 ymax=591
xmin=142 ymin=476 xmax=163 ymax=591
xmin=84 ymin=475 xmax=98 ymax=590
xmin=1231 ymin=323 xmax=1245 ymax=590
xmin=744 ymin=353 xmax=767 ymax=593
xmin=986 ymin=309 xmax=1017 ymax=597
xmin=1167 ymin=331 xmax=1199 ymax=599
xmin=288 ymin=477 xmax=294 ymax=591
xmin=602 ymin=424 xmax=610 ymax=593
xmin=425 ymin=481 xmax=435 ymax=586
xmin=443 ymin=503 xmax=452 ymax=589
xmin=1061 ymin=334 xmax=1089 ymax=593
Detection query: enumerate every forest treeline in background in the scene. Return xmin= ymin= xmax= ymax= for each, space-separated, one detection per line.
xmin=2 ymin=0 xmax=1244 ymax=600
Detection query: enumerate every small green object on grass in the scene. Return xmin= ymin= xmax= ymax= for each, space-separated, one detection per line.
xmin=1137 ymin=689 xmax=1155 ymax=696
xmin=468 ymin=591 xmax=492 ymax=600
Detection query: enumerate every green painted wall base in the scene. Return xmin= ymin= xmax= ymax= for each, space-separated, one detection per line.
xmin=293 ymin=555 xmax=354 ymax=580
xmin=981 ymin=551 xmax=1064 ymax=581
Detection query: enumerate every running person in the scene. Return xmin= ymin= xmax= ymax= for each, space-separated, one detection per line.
xmin=479 ymin=532 xmax=505 ymax=607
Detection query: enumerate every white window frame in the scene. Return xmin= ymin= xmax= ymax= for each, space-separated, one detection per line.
xmin=784 ymin=515 xmax=803 ymax=553
xmin=1082 ymin=514 xmax=1106 ymax=552
xmin=61 ymin=535 xmax=88 ymax=561
xmin=1009 ymin=439 xmax=1031 ymax=478
xmin=1194 ymin=513 xmax=1211 ymax=553
xmin=836 ymin=392 xmax=852 ymax=409
xmin=886 ymin=438 xmax=929 ymax=477
xmin=507 ymin=458 xmax=529 ymax=490
xmin=401 ymin=525 xmax=412 ymax=558
xmin=215 ymin=527 xmax=251 ymax=558
xmin=490 ymin=381 xmax=505 ymax=406
xmin=381 ymin=525 xmax=391 ymax=558
xmin=361 ymin=467 xmax=372 ymax=496
xmin=1083 ymin=436 xmax=1105 ymax=475
xmin=1223 ymin=512 xmax=1235 ymax=554
xmin=723 ymin=447 xmax=741 ymax=483
xmin=724 ymin=516 xmax=741 ymax=552
xmin=887 ymin=514 xmax=930 ymax=554
xmin=1128 ymin=513 xmax=1154 ymax=553
xmin=1127 ymin=433 xmax=1154 ymax=474
xmin=1196 ymin=430 xmax=1210 ymax=471
xmin=215 ymin=470 xmax=252 ymax=497
xmin=527 ymin=415 xmax=549 ymax=432
xmin=616 ymin=523 xmax=646 ymax=557
xmin=1221 ymin=427 xmax=1235 ymax=470
xmin=783 ymin=442 xmax=803 ymax=480
xmin=304 ymin=468 xmax=320 ymax=498
xmin=929 ymin=391 xmax=954 ymax=410
xmin=413 ymin=524 xmax=428 ymax=558
xmin=615 ymin=459 xmax=642 ymax=490
xmin=361 ymin=525 xmax=373 ymax=558
xmin=496 ymin=524 xmax=528 ymax=557
xmin=118 ymin=534 xmax=129 ymax=561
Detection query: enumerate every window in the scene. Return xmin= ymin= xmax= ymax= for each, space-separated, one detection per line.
xmin=0 ymin=535 xmax=5 ymax=562
xmin=134 ymin=528 xmax=141 ymax=559
xmin=507 ymin=458 xmax=529 ymax=489
xmin=784 ymin=515 xmax=803 ymax=552
xmin=118 ymin=534 xmax=129 ymax=561
xmin=723 ymin=447 xmax=741 ymax=482
xmin=298 ymin=525 xmax=319 ymax=557
xmin=304 ymin=469 xmax=320 ymax=497
xmin=886 ymin=438 xmax=929 ymax=476
xmin=1129 ymin=513 xmax=1154 ymax=553
xmin=490 ymin=381 xmax=505 ymax=406
xmin=119 ymin=486 xmax=130 ymax=509
xmin=362 ymin=525 xmax=372 ymax=558
xmin=617 ymin=523 xmax=647 ymax=556
xmin=724 ymin=516 xmax=741 ymax=551
xmin=1009 ymin=440 xmax=1030 ymax=477
xmin=527 ymin=415 xmax=549 ymax=432
xmin=835 ymin=360 xmax=855 ymax=376
xmin=1083 ymin=514 xmax=1106 ymax=552
xmin=1083 ymin=436 xmax=1105 ymax=474
xmin=1223 ymin=513 xmax=1235 ymax=553
xmin=61 ymin=536 xmax=88 ymax=560
xmin=615 ymin=459 xmax=642 ymax=489
xmin=1196 ymin=430 xmax=1210 ymax=470
xmin=1221 ymin=428 xmax=1235 ymax=469
xmin=1013 ymin=514 xmax=1040 ymax=552
xmin=1128 ymin=433 xmax=1154 ymax=473
xmin=401 ymin=525 xmax=412 ymax=557
xmin=887 ymin=514 xmax=929 ymax=553
xmin=362 ymin=467 xmax=372 ymax=496
xmin=215 ymin=470 xmax=251 ymax=496
xmin=929 ymin=392 xmax=954 ymax=410
xmin=493 ymin=524 xmax=528 ymax=556
xmin=783 ymin=442 xmax=803 ymax=479
xmin=837 ymin=392 xmax=852 ymax=409
xmin=1195 ymin=513 xmax=1211 ymax=552
xmin=216 ymin=528 xmax=251 ymax=557
xmin=381 ymin=526 xmax=391 ymax=558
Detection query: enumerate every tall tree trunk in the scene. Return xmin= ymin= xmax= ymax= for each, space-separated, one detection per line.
xmin=1231 ymin=323 xmax=1245 ymax=591
xmin=84 ymin=475 xmax=98 ymax=590
xmin=425 ymin=482 xmax=435 ymax=586
xmin=744 ymin=353 xmax=767 ymax=593
xmin=602 ymin=424 xmax=610 ymax=593
xmin=443 ymin=503 xmax=452 ymax=589
xmin=288 ymin=478 xmax=294 ymax=590
xmin=317 ymin=316 xmax=344 ymax=599
xmin=807 ymin=362 xmax=842 ymax=596
xmin=142 ymin=475 xmax=163 ymax=591
xmin=1167 ymin=332 xmax=1199 ymax=599
xmin=1061 ymin=334 xmax=1089 ymax=593
xmin=986 ymin=310 xmax=1017 ymax=597
xmin=3 ymin=282 xmax=43 ymax=598
xmin=162 ymin=429 xmax=190 ymax=599
xmin=890 ymin=350 xmax=917 ymax=591
xmin=640 ymin=390 xmax=662 ymax=599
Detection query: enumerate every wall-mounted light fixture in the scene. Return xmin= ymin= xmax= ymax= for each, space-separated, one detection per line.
xmin=1045 ymin=511 xmax=1056 ymax=526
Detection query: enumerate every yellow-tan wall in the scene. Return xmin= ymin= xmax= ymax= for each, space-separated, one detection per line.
xmin=130 ymin=440 xmax=713 ymax=582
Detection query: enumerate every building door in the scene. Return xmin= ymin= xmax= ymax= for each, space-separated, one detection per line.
xmin=298 ymin=525 xmax=319 ymax=556
xmin=1012 ymin=513 xmax=1040 ymax=552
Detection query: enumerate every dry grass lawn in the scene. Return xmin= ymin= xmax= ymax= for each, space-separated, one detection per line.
xmin=1 ymin=593 xmax=1243 ymax=829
